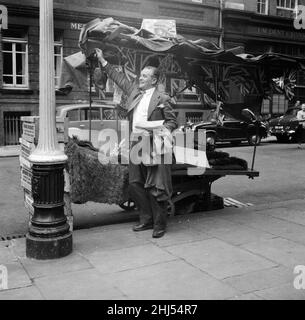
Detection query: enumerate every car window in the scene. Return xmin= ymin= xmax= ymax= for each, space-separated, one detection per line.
xmin=67 ymin=109 xmax=79 ymax=121
xmin=80 ymin=107 xmax=101 ymax=121
xmin=103 ymin=108 xmax=116 ymax=120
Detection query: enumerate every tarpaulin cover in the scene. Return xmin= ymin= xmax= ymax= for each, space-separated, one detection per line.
xmin=59 ymin=17 xmax=305 ymax=119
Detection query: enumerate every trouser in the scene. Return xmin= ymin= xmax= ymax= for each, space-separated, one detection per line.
xmin=297 ymin=125 xmax=305 ymax=143
xmin=128 ymin=182 xmax=168 ymax=231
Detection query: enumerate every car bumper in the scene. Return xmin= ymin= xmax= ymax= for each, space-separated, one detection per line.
xmin=269 ymin=128 xmax=296 ymax=136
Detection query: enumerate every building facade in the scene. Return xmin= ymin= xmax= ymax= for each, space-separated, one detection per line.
xmin=222 ymin=0 xmax=305 ymax=116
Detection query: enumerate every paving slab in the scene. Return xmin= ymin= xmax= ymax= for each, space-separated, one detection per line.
xmin=263 ymin=207 xmax=305 ymax=226
xmin=241 ymin=238 xmax=305 ymax=268
xmin=134 ymin=222 xmax=212 ymax=247
xmin=105 ymin=260 xmax=239 ymax=300
xmin=223 ymin=266 xmax=293 ymax=294
xmin=189 ymin=217 xmax=275 ymax=246
xmin=0 ymin=285 xmax=44 ymax=300
xmin=228 ymin=292 xmax=262 ymax=300
xmin=220 ymin=210 xmax=305 ymax=245
xmin=20 ymin=251 xmax=93 ymax=280
xmin=166 ymin=238 xmax=277 ymax=280
xmin=0 ymin=243 xmax=18 ymax=264
xmin=254 ymin=283 xmax=305 ymax=300
xmin=74 ymin=225 xmax=150 ymax=255
xmin=1 ymin=262 xmax=32 ymax=291
xmin=34 ymin=268 xmax=126 ymax=300
xmin=85 ymin=244 xmax=177 ymax=274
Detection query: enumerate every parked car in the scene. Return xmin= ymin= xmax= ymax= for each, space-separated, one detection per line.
xmin=56 ymin=102 xmax=128 ymax=148
xmin=268 ymin=107 xmax=301 ymax=142
xmin=181 ymin=110 xmax=268 ymax=149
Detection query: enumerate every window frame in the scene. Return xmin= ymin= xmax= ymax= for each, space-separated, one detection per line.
xmin=54 ymin=35 xmax=63 ymax=89
xmin=2 ymin=37 xmax=29 ymax=89
xmin=257 ymin=0 xmax=269 ymax=14
xmin=276 ymin=0 xmax=298 ymax=10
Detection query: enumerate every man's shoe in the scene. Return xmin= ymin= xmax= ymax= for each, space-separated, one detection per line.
xmin=132 ymin=224 xmax=153 ymax=232
xmin=152 ymin=230 xmax=166 ymax=238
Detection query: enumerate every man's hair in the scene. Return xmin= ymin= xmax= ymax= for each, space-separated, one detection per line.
xmin=144 ymin=66 xmax=160 ymax=83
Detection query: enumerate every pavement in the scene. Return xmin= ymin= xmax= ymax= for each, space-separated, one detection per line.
xmin=0 ymin=145 xmax=20 ymax=158
xmin=1 ymin=198 xmax=305 ymax=300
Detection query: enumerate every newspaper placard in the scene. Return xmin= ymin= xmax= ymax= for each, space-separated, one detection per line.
xmin=22 ymin=122 xmax=36 ymax=143
xmin=19 ymin=156 xmax=32 ymax=170
xmin=24 ymin=191 xmax=34 ymax=215
xmin=21 ymin=166 xmax=32 ymax=192
xmin=20 ymin=139 xmax=35 ymax=160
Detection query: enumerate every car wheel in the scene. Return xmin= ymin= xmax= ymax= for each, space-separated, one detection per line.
xmin=248 ymin=134 xmax=261 ymax=146
xmin=119 ymin=199 xmax=136 ymax=211
xmin=231 ymin=140 xmax=242 ymax=147
xmin=206 ymin=133 xmax=216 ymax=151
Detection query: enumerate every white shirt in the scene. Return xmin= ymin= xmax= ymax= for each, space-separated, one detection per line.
xmin=297 ymin=110 xmax=305 ymax=120
xmin=132 ymin=87 xmax=155 ymax=134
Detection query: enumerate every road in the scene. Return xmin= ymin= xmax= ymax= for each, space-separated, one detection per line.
xmin=0 ymin=139 xmax=304 ymax=237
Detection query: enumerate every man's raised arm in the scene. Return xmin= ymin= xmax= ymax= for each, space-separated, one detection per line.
xmin=95 ymin=48 xmax=134 ymax=96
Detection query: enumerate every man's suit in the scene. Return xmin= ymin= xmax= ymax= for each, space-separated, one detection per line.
xmin=103 ymin=63 xmax=178 ymax=231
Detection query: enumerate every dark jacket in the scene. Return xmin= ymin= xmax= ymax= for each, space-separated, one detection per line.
xmin=103 ymin=63 xmax=178 ymax=133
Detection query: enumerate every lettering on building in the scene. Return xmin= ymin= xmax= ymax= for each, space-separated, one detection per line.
xmin=257 ymin=26 xmax=305 ymax=41
xmin=70 ymin=22 xmax=84 ymax=30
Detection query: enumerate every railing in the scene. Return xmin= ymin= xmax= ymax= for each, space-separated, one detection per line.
xmin=3 ymin=115 xmax=23 ymax=146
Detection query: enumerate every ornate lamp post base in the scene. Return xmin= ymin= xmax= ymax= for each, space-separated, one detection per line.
xmin=26 ymin=163 xmax=72 ymax=260
xmin=26 ymin=233 xmax=72 ymax=260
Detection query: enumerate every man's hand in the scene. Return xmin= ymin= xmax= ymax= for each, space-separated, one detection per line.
xmin=95 ymin=48 xmax=107 ymax=67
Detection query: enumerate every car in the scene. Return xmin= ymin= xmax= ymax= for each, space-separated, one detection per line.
xmin=182 ymin=110 xmax=268 ymax=149
xmin=56 ymin=102 xmax=129 ymax=148
xmin=268 ymin=107 xmax=301 ymax=143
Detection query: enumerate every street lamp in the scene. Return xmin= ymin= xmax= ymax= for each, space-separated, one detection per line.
xmin=219 ymin=0 xmax=224 ymax=49
xmin=26 ymin=0 xmax=72 ymax=259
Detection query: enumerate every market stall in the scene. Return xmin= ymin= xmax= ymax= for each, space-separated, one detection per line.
xmin=58 ymin=17 xmax=305 ymax=215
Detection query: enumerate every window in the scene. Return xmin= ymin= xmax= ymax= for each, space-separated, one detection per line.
xmin=67 ymin=109 xmax=79 ymax=121
xmin=272 ymin=94 xmax=289 ymax=115
xmin=80 ymin=108 xmax=101 ymax=121
xmin=2 ymin=27 xmax=29 ymax=89
xmin=171 ymin=78 xmax=201 ymax=102
xmin=296 ymin=71 xmax=305 ymax=88
xmin=257 ymin=0 xmax=268 ymax=14
xmin=277 ymin=0 xmax=297 ymax=10
xmin=54 ymin=30 xmax=63 ymax=89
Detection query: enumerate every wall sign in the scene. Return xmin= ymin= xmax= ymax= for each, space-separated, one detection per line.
xmin=70 ymin=22 xmax=84 ymax=30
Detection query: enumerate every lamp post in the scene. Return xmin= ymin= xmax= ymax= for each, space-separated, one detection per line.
xmin=219 ymin=0 xmax=224 ymax=49
xmin=26 ymin=0 xmax=72 ymax=259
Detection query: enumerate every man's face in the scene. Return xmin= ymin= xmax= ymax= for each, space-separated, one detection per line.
xmin=302 ymin=104 xmax=305 ymax=111
xmin=139 ymin=68 xmax=157 ymax=91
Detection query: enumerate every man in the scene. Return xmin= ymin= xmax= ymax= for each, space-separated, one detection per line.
xmin=297 ymin=103 xmax=305 ymax=149
xmin=95 ymin=48 xmax=178 ymax=238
